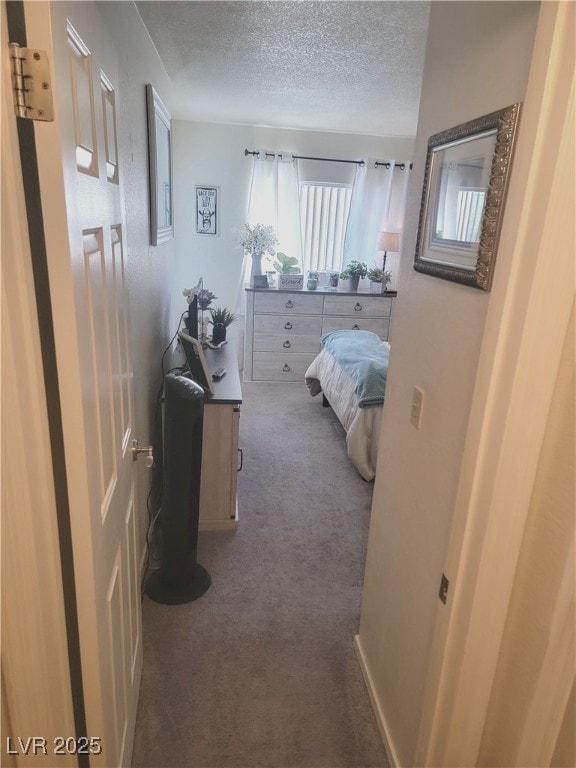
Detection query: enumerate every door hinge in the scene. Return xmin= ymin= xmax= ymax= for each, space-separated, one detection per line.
xmin=9 ymin=43 xmax=54 ymax=122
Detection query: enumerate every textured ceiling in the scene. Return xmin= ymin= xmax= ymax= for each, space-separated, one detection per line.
xmin=136 ymin=1 xmax=431 ymax=137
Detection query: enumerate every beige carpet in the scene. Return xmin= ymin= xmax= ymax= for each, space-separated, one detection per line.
xmin=132 ymin=381 xmax=390 ymax=768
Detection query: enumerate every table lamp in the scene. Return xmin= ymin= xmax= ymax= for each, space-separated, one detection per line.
xmin=377 ymin=231 xmax=400 ymax=271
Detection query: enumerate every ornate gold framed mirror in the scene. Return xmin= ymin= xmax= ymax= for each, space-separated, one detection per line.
xmin=414 ymin=103 xmax=521 ymax=290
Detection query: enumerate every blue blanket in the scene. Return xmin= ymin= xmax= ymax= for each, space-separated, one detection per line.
xmin=321 ymin=330 xmax=389 ymax=408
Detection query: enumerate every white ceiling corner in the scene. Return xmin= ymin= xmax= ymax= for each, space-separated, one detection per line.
xmin=136 ymin=1 xmax=431 ymax=137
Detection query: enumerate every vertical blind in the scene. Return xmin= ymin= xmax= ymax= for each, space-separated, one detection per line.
xmin=299 ymin=183 xmax=352 ymax=273
xmin=456 ymin=188 xmax=486 ymax=242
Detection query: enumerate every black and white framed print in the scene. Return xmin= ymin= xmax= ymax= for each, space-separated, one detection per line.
xmin=195 ymin=185 xmax=218 ymax=235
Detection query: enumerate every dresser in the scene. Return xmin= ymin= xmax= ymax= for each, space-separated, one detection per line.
xmin=171 ymin=340 xmax=243 ymax=530
xmin=243 ymin=287 xmax=396 ymax=382
xmin=199 ymin=343 xmax=243 ymax=530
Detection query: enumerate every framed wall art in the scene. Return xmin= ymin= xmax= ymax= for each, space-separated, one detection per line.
xmin=414 ymin=103 xmax=521 ymax=291
xmin=146 ymin=84 xmax=173 ymax=246
xmin=195 ymin=185 xmax=218 ymax=235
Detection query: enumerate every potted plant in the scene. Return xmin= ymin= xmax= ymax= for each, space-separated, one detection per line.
xmin=208 ymin=306 xmax=238 ymax=344
xmin=367 ymin=267 xmax=392 ymax=294
xmin=340 ymin=261 xmax=368 ymax=291
xmin=274 ymin=252 xmax=304 ymax=290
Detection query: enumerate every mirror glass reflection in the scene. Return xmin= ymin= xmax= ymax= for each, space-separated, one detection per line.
xmin=431 ymin=131 xmax=496 ymax=250
xmin=427 ymin=130 xmax=496 ymax=269
xmin=155 ymin=114 xmax=171 ymax=230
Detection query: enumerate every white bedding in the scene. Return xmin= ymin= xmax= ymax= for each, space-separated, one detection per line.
xmin=305 ymin=344 xmax=389 ymax=481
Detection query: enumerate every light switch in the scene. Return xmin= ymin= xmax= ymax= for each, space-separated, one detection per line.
xmin=411 ymin=386 xmax=425 ymax=429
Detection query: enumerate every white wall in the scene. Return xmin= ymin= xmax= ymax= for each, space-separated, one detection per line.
xmin=357 ymin=3 xmax=540 ymax=766
xmin=98 ymin=1 xmax=176 ymax=558
xmin=171 ymin=121 xmax=414 ymax=342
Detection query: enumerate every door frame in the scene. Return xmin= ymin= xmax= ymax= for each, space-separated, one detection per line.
xmin=1 ymin=1 xmax=82 ymax=761
xmin=415 ymin=3 xmax=575 ymax=765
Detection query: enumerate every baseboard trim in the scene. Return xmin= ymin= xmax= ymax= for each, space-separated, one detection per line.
xmin=198 ymin=519 xmax=238 ymax=532
xmin=354 ymin=634 xmax=401 ymax=768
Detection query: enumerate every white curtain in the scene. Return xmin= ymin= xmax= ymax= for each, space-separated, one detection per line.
xmin=343 ymin=160 xmax=409 ymax=273
xmin=238 ymin=151 xmax=303 ymax=297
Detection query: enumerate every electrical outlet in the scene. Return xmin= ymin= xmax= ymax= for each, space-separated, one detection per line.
xmin=411 ymin=386 xmax=425 ymax=429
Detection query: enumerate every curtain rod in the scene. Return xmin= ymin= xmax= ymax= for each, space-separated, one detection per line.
xmin=244 ymin=149 xmax=411 ymax=170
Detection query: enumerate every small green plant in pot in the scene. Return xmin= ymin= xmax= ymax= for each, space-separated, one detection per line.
xmin=340 ymin=261 xmax=368 ymax=291
xmin=209 ymin=306 xmax=238 ymax=344
xmin=274 ymin=252 xmax=300 ymax=274
xmin=274 ymin=252 xmax=304 ymax=290
xmin=367 ymin=267 xmax=392 ymax=293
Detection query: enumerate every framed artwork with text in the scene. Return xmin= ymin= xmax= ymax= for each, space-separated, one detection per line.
xmin=195 ymin=186 xmax=218 ymax=235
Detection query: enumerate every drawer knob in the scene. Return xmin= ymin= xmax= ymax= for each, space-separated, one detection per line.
xmin=284 ymin=322 xmax=293 ymax=330
xmin=285 ymin=300 xmax=294 ymax=309
xmin=352 ymin=324 xmax=360 ymax=330
xmin=282 ymin=364 xmax=291 ymax=372
xmin=283 ymin=340 xmax=291 ymax=348
xmin=354 ymin=302 xmax=363 ymax=312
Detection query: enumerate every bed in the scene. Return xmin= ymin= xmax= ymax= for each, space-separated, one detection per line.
xmin=305 ymin=330 xmax=390 ymax=481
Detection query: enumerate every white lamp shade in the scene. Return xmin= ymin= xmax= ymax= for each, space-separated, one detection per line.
xmin=377 ymin=231 xmax=400 ymax=252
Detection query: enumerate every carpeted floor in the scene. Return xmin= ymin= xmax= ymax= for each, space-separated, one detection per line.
xmin=131 ymin=381 xmax=390 ymax=768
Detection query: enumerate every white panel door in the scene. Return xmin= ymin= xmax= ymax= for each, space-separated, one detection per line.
xmin=24 ymin=2 xmax=142 ymax=765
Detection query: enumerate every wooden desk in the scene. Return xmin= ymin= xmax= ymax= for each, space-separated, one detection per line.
xmin=199 ymin=342 xmax=242 ymax=531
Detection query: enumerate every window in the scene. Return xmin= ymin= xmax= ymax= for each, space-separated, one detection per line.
xmin=299 ymin=183 xmax=352 ymax=274
xmin=456 ymin=188 xmax=485 ymax=243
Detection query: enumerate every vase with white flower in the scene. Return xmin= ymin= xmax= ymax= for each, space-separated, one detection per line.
xmin=239 ymin=223 xmax=278 ymax=285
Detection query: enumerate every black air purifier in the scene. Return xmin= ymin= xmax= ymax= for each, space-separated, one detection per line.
xmin=145 ymin=373 xmax=211 ymax=604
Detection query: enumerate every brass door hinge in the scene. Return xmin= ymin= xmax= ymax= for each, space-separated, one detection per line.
xmin=9 ymin=43 xmax=54 ymax=121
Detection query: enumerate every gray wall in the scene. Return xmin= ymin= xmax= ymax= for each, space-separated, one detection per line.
xmin=358 ymin=3 xmax=540 ymax=765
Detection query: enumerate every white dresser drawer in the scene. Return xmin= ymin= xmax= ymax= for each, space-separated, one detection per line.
xmin=323 ymin=295 xmax=393 ymax=318
xmin=252 ymin=352 xmax=317 ymax=382
xmin=253 ymin=314 xmax=322 ymax=352
xmin=253 ymin=334 xmax=321 ymax=354
xmin=254 ymin=291 xmax=324 ymax=315
xmin=322 ymin=316 xmax=390 ymax=338
xmin=254 ymin=313 xmax=323 ymax=336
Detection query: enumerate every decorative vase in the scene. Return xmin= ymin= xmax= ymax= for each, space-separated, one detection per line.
xmin=212 ymin=323 xmax=226 ymax=345
xmin=328 ymin=272 xmax=339 ymax=289
xmin=370 ymin=281 xmax=387 ymax=294
xmin=250 ymin=250 xmax=263 ymax=284
xmin=348 ymin=276 xmax=360 ymax=291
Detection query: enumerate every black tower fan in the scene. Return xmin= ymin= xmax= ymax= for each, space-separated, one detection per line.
xmin=145 ymin=373 xmax=210 ymax=604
